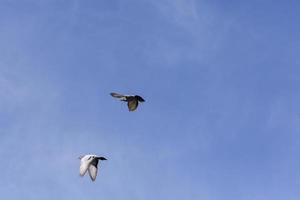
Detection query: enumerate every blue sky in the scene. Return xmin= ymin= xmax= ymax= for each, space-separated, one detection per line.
xmin=0 ymin=0 xmax=299 ymax=199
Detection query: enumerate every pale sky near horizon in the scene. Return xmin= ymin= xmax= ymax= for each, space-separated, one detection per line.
xmin=0 ymin=0 xmax=300 ymax=199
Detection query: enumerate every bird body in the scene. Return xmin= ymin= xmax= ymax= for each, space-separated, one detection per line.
xmin=110 ymin=92 xmax=145 ymax=111
xmin=79 ymin=154 xmax=107 ymax=181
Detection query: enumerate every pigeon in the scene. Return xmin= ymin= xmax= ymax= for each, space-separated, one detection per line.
xmin=110 ymin=92 xmax=145 ymax=111
xmin=79 ymin=154 xmax=107 ymax=181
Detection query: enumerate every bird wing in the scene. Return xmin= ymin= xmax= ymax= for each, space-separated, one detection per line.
xmin=97 ymin=156 xmax=107 ymax=160
xmin=135 ymin=95 xmax=145 ymax=102
xmin=88 ymin=160 xmax=99 ymax=181
xmin=127 ymin=99 xmax=138 ymax=111
xmin=79 ymin=159 xmax=89 ymax=177
xmin=110 ymin=92 xmax=125 ymax=98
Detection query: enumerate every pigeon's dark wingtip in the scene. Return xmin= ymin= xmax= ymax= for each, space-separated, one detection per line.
xmin=99 ymin=157 xmax=107 ymax=160
xmin=136 ymin=95 xmax=145 ymax=102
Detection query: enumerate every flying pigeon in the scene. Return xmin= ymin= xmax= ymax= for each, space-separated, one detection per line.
xmin=79 ymin=154 xmax=107 ymax=181
xmin=110 ymin=92 xmax=145 ymax=111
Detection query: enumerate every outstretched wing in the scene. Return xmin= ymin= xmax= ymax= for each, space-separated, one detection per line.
xmin=127 ymin=99 xmax=138 ymax=111
xmin=110 ymin=92 xmax=125 ymax=98
xmin=88 ymin=165 xmax=98 ymax=181
xmin=135 ymin=95 xmax=145 ymax=102
xmin=97 ymin=157 xmax=107 ymax=160
xmin=88 ymin=159 xmax=99 ymax=181
xmin=79 ymin=159 xmax=89 ymax=177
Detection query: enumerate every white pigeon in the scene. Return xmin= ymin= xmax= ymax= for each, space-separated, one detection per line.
xmin=79 ymin=154 xmax=107 ymax=181
xmin=110 ymin=92 xmax=145 ymax=111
